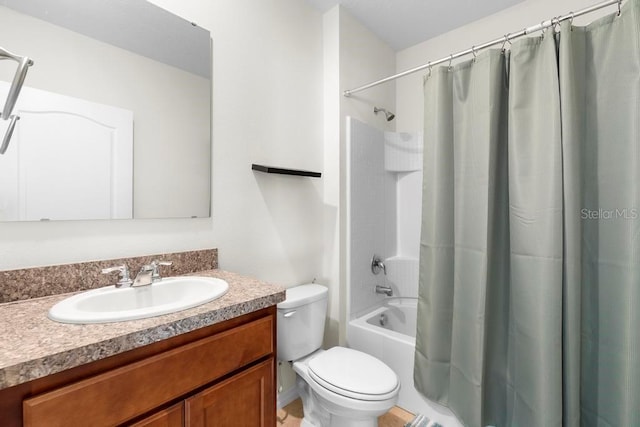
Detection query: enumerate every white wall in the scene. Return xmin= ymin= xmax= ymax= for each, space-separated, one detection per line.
xmin=339 ymin=7 xmax=397 ymax=341
xmin=396 ymin=0 xmax=615 ymax=132
xmin=321 ymin=5 xmax=396 ymax=345
xmin=322 ymin=7 xmax=342 ymax=349
xmin=0 ymin=0 xmax=325 ymax=294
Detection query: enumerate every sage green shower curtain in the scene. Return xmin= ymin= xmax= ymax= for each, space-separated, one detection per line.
xmin=414 ymin=1 xmax=640 ymax=426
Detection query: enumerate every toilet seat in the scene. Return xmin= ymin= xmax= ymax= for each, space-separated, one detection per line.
xmin=307 ymin=347 xmax=399 ymax=401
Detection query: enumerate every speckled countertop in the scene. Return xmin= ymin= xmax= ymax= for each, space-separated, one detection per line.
xmin=0 ymin=269 xmax=285 ymax=390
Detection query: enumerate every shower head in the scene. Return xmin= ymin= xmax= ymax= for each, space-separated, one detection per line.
xmin=373 ymin=106 xmax=395 ymax=122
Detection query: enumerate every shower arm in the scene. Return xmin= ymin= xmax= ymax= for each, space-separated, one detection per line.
xmin=0 ymin=46 xmax=34 ymax=120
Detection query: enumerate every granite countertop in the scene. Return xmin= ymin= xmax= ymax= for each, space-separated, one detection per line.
xmin=0 ymin=269 xmax=285 ymax=390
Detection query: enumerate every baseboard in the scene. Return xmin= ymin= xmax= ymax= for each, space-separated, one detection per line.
xmin=277 ymin=385 xmax=299 ymax=409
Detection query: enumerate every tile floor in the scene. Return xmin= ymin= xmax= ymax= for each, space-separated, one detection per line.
xmin=276 ymin=399 xmax=415 ymax=427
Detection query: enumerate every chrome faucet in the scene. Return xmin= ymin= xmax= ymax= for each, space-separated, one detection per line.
xmin=101 ymin=260 xmax=172 ymax=288
xmin=371 ymin=255 xmax=386 ymax=275
xmin=134 ymin=260 xmax=173 ymax=287
xmin=375 ymin=285 xmax=393 ymax=297
xmin=133 ymin=264 xmax=154 ymax=287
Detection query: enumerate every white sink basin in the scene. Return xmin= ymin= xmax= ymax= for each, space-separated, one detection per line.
xmin=48 ymin=276 xmax=229 ymax=324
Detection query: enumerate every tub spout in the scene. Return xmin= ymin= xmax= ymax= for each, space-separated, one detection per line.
xmin=375 ymin=285 xmax=393 ymax=297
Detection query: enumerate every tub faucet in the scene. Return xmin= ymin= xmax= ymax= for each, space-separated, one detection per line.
xmin=375 ymin=285 xmax=393 ymax=297
xmin=371 ymin=255 xmax=386 ymax=275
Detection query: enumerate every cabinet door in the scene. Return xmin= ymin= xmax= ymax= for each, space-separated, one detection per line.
xmin=185 ymin=359 xmax=275 ymax=427
xmin=129 ymin=402 xmax=184 ymax=427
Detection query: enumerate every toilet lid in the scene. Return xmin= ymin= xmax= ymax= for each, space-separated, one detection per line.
xmin=308 ymin=347 xmax=399 ymax=401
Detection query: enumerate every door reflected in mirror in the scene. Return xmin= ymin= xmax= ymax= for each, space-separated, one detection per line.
xmin=0 ymin=0 xmax=211 ymax=221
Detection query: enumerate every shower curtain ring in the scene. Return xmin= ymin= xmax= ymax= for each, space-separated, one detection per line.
xmin=448 ymin=54 xmax=453 ymax=71
xmin=569 ymin=11 xmax=574 ymax=30
xmin=427 ymin=61 xmax=432 ymax=78
xmin=618 ymin=0 xmax=622 ymax=16
xmin=471 ymin=46 xmax=477 ymax=62
xmin=501 ymin=34 xmax=512 ymax=52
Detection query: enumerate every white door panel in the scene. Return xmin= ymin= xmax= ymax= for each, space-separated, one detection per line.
xmin=0 ymin=82 xmax=133 ymax=221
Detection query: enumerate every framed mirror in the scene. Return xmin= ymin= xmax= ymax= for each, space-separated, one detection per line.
xmin=0 ymin=0 xmax=212 ymax=221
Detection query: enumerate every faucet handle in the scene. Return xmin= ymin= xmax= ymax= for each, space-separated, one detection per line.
xmin=101 ymin=264 xmax=133 ymax=288
xmin=152 ymin=260 xmax=173 ymax=267
xmin=150 ymin=260 xmax=172 ymax=282
xmin=371 ymin=255 xmax=386 ymax=275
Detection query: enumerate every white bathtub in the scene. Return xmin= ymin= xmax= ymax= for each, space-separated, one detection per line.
xmin=348 ymin=298 xmax=462 ymax=427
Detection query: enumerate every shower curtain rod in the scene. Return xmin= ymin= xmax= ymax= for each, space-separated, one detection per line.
xmin=343 ymin=0 xmax=622 ymax=97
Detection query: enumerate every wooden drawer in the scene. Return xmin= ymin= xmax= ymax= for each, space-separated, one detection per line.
xmin=23 ymin=315 xmax=273 ymax=427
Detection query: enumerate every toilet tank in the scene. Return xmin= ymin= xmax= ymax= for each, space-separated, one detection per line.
xmin=277 ymin=284 xmax=328 ymax=362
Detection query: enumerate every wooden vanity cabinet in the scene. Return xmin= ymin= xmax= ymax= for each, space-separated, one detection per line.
xmin=0 ymin=307 xmax=276 ymax=427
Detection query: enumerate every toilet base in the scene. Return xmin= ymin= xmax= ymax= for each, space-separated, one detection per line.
xmin=297 ymin=373 xmax=380 ymax=427
xmin=297 ymin=374 xmax=330 ymax=427
xmin=293 ymin=349 xmax=397 ymax=427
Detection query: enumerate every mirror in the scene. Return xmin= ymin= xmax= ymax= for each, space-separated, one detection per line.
xmin=0 ymin=0 xmax=211 ymax=221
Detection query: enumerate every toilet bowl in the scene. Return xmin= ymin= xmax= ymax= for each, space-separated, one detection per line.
xmin=278 ymin=284 xmax=400 ymax=427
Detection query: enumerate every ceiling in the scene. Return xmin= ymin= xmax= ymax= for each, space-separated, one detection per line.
xmin=306 ymin=0 xmax=525 ymax=51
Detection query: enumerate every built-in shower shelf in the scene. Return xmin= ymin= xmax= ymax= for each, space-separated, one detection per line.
xmin=251 ymin=164 xmax=321 ymax=178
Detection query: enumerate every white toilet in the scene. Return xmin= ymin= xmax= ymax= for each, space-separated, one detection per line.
xmin=277 ymin=284 xmax=400 ymax=427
